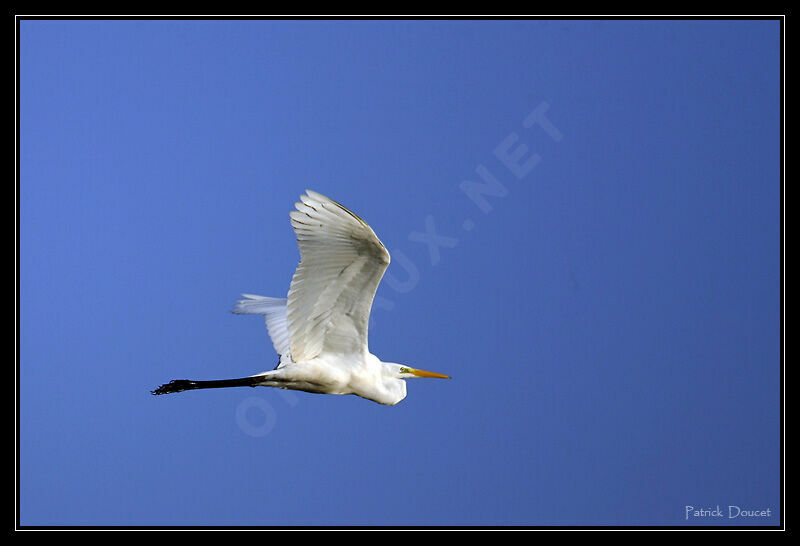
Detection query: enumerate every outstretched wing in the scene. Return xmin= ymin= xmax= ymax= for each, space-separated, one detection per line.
xmin=232 ymin=294 xmax=290 ymax=357
xmin=286 ymin=190 xmax=391 ymax=362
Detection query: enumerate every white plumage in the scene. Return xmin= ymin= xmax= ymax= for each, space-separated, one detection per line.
xmin=153 ymin=190 xmax=449 ymax=405
xmin=286 ymin=189 xmax=390 ymax=362
xmin=231 ymin=294 xmax=290 ymax=357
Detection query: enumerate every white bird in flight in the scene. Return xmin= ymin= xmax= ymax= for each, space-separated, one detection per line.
xmin=152 ymin=190 xmax=450 ymax=405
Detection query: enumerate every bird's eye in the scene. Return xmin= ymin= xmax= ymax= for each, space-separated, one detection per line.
xmin=399 ymin=367 xmax=411 ymax=374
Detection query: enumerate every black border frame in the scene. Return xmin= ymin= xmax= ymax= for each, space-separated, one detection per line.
xmin=13 ymin=13 xmax=786 ymax=532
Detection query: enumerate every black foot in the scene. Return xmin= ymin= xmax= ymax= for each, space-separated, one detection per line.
xmin=151 ymin=379 xmax=195 ymax=395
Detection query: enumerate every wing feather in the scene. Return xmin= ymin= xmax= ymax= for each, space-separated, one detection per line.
xmin=232 ymin=295 xmax=290 ymax=356
xmin=286 ymin=190 xmax=390 ymax=362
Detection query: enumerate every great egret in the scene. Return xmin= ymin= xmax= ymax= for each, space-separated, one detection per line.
xmin=152 ymin=190 xmax=450 ymax=405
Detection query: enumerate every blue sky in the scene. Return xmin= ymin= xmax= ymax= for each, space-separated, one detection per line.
xmin=19 ymin=19 xmax=781 ymax=526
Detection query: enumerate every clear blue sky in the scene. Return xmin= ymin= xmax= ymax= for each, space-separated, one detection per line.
xmin=19 ymin=19 xmax=781 ymax=526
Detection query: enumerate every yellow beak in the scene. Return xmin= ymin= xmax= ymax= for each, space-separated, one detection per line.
xmin=407 ymin=367 xmax=451 ymax=379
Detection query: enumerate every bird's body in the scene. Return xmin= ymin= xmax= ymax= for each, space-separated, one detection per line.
xmin=153 ymin=190 xmax=449 ymax=405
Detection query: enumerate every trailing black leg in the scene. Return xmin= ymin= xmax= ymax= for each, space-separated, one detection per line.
xmin=151 ymin=376 xmax=264 ymax=395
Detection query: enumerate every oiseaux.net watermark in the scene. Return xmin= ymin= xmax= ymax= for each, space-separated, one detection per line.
xmin=235 ymin=100 xmax=563 ymax=437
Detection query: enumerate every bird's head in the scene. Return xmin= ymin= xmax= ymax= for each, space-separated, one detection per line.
xmin=385 ymin=363 xmax=451 ymax=380
xmin=368 ymin=362 xmax=450 ymax=406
